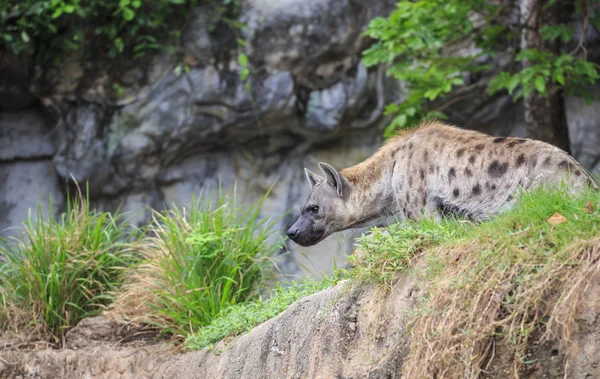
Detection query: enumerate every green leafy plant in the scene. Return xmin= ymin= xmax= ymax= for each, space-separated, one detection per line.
xmin=0 ymin=0 xmax=239 ymax=62
xmin=0 ymin=193 xmax=136 ymax=344
xmin=362 ymin=0 xmax=600 ymax=137
xmin=110 ymin=187 xmax=286 ymax=339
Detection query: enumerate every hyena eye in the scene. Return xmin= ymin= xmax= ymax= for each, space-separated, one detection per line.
xmin=309 ymin=205 xmax=319 ymax=214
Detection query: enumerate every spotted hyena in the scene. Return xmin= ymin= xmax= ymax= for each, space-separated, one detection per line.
xmin=287 ymin=121 xmax=598 ymax=247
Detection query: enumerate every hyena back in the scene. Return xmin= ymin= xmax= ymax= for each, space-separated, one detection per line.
xmin=287 ymin=121 xmax=598 ymax=247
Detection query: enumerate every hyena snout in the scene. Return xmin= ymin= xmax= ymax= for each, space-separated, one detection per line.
xmin=286 ymin=216 xmax=325 ymax=247
xmin=286 ymin=227 xmax=298 ymax=239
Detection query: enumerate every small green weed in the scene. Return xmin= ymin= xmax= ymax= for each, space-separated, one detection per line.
xmin=0 ymin=193 xmax=135 ymax=345
xmin=185 ymin=277 xmax=337 ymax=350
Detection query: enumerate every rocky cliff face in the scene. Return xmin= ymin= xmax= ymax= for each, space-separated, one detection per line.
xmin=1 ymin=0 xmax=599 ymax=278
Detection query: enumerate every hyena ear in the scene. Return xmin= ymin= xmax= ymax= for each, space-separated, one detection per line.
xmin=304 ymin=168 xmax=324 ymax=190
xmin=318 ymin=162 xmax=351 ymax=199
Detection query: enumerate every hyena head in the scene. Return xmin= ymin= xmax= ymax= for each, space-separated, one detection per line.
xmin=287 ymin=162 xmax=351 ymax=247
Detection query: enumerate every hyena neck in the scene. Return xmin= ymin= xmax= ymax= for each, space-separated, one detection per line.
xmin=340 ymin=156 xmax=395 ymax=230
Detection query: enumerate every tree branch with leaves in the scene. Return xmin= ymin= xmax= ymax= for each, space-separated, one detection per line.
xmin=363 ymin=0 xmax=600 ymax=149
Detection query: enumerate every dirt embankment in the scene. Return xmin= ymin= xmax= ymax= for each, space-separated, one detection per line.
xmin=2 ymin=274 xmax=600 ymax=379
xmin=0 ymin=278 xmax=415 ymax=379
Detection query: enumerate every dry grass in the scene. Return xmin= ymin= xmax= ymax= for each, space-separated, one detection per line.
xmin=395 ymin=188 xmax=600 ymax=378
xmin=403 ymin=235 xmax=600 ymax=378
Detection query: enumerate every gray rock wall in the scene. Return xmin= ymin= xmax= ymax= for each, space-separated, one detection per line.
xmin=1 ymin=0 xmax=599 ymax=278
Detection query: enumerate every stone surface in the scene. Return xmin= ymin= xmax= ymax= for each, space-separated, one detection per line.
xmin=65 ymin=316 xmax=158 ymax=350
xmin=0 ymin=279 xmax=417 ymax=379
xmin=566 ymin=84 xmax=600 ymax=174
xmin=0 ymin=160 xmax=64 ymax=238
xmin=0 ymin=108 xmax=55 ymax=161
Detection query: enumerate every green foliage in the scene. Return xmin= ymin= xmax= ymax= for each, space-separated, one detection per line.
xmin=347 ymin=220 xmax=469 ymax=287
xmin=489 ymin=49 xmax=600 ymax=101
xmin=185 ymin=277 xmax=337 ymax=350
xmin=124 ymin=188 xmax=285 ymax=338
xmin=0 ymin=193 xmax=136 ymax=344
xmin=0 ymin=0 xmax=237 ymax=62
xmin=362 ymin=0 xmax=477 ymax=135
xmin=362 ymin=0 xmax=600 ymax=137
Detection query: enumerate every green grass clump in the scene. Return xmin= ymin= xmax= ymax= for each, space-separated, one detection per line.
xmin=0 ymin=195 xmax=135 ymax=344
xmin=185 ymin=278 xmax=337 ymax=350
xmin=111 ymin=188 xmax=285 ymax=339
xmin=348 ymin=185 xmax=600 ymax=378
xmin=348 ymin=219 xmax=471 ymax=287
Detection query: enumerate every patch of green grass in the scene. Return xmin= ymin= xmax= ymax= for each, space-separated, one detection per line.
xmin=185 ymin=277 xmax=337 ymax=350
xmin=347 ymin=218 xmax=471 ymax=287
xmin=0 ymin=194 xmax=136 ymax=345
xmin=348 ymin=185 xmax=600 ymax=378
xmin=111 ymin=187 xmax=286 ymax=339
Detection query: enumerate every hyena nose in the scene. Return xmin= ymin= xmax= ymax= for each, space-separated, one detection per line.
xmin=287 ymin=228 xmax=298 ymax=239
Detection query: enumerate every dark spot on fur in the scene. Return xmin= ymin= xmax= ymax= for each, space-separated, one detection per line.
xmin=507 ymin=195 xmax=513 ymax=201
xmin=543 ymin=157 xmax=551 ymax=167
xmin=507 ymin=138 xmax=527 ymax=148
xmin=469 ymin=155 xmax=476 ymax=164
xmin=434 ymin=196 xmax=474 ymax=221
xmin=488 ymin=160 xmax=509 ymax=178
xmin=408 ymin=176 xmax=413 ymax=187
xmin=456 ymin=148 xmax=466 ymax=158
xmin=575 ymin=170 xmax=581 ymax=176
xmin=453 ymin=188 xmax=460 ymax=198
xmin=422 ymin=194 xmax=427 ymax=206
xmin=472 ymin=183 xmax=481 ymax=196
xmin=408 ymin=142 xmax=413 ymax=150
xmin=475 ymin=143 xmax=484 ymax=150
xmin=493 ymin=137 xmax=507 ymax=143
xmin=485 ymin=182 xmax=497 ymax=190
xmin=465 ymin=167 xmax=473 ymax=177
xmin=406 ymin=193 xmax=410 ymax=204
xmin=530 ymin=155 xmax=538 ymax=168
xmin=423 ymin=151 xmax=429 ymax=162
xmin=448 ymin=167 xmax=456 ymax=182
xmin=419 ymin=169 xmax=425 ymax=181
xmin=429 ymin=165 xmax=434 ymax=174
xmin=558 ymin=160 xmax=571 ymax=170
xmin=516 ymin=154 xmax=526 ymax=168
